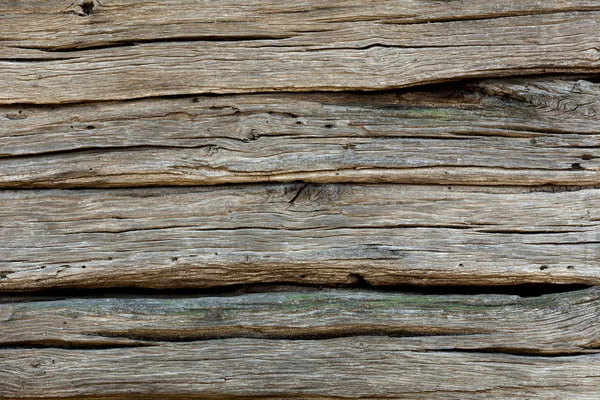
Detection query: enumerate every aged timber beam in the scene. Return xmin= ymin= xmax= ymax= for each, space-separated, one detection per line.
xmin=1 ymin=288 xmax=599 ymax=398
xmin=2 ymin=340 xmax=599 ymax=399
xmin=1 ymin=7 xmax=600 ymax=103
xmin=1 ymin=288 xmax=599 ymax=354
xmin=1 ymin=78 xmax=600 ymax=188
xmin=0 ymin=184 xmax=598 ymax=291
xmin=4 ymin=0 xmax=600 ymax=50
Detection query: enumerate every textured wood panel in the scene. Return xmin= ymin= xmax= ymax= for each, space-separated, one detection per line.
xmin=1 ymin=288 xmax=599 ymax=399
xmin=5 ymin=0 xmax=600 ymax=49
xmin=2 ymin=78 xmax=600 ymax=188
xmin=1 ymin=184 xmax=598 ymax=291
xmin=1 ymin=340 xmax=599 ymax=399
xmin=2 ymin=2 xmax=600 ymax=398
xmin=1 ymin=288 xmax=599 ymax=354
xmin=1 ymin=3 xmax=600 ymax=103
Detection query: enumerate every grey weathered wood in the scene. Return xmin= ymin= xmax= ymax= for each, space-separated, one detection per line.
xmin=2 ymin=78 xmax=600 ymax=188
xmin=1 ymin=288 xmax=599 ymax=354
xmin=2 ymin=5 xmax=600 ymax=103
xmin=1 ymin=184 xmax=598 ymax=291
xmin=5 ymin=0 xmax=600 ymax=49
xmin=1 ymin=288 xmax=600 ymax=398
xmin=4 ymin=2 xmax=600 ymax=398
xmin=1 ymin=339 xmax=599 ymax=399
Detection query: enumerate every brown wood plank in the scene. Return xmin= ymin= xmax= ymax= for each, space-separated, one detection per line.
xmin=1 ymin=184 xmax=598 ymax=291
xmin=1 ymin=288 xmax=599 ymax=398
xmin=1 ymin=339 xmax=599 ymax=399
xmin=2 ymin=78 xmax=600 ymax=188
xmin=1 ymin=288 xmax=599 ymax=354
xmin=4 ymin=0 xmax=600 ymax=50
xmin=1 ymin=7 xmax=600 ymax=103
xmin=4 ymin=2 xmax=600 ymax=399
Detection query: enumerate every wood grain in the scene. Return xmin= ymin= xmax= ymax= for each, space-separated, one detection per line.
xmin=1 ymin=184 xmax=598 ymax=291
xmin=1 ymin=340 xmax=599 ymax=399
xmin=5 ymin=0 xmax=600 ymax=49
xmin=1 ymin=288 xmax=599 ymax=354
xmin=1 ymin=288 xmax=600 ymax=399
xmin=4 ymin=1 xmax=600 ymax=398
xmin=2 ymin=4 xmax=600 ymax=103
xmin=2 ymin=78 xmax=600 ymax=188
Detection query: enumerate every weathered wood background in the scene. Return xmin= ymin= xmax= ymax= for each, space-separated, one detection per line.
xmin=1 ymin=0 xmax=600 ymax=398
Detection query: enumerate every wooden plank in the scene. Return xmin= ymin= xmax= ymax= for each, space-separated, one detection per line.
xmin=1 ymin=288 xmax=600 ymax=398
xmin=2 ymin=7 xmax=600 ymax=103
xmin=2 ymin=78 xmax=600 ymax=188
xmin=1 ymin=184 xmax=598 ymax=291
xmin=1 ymin=288 xmax=599 ymax=354
xmin=5 ymin=0 xmax=600 ymax=50
xmin=1 ymin=339 xmax=599 ymax=399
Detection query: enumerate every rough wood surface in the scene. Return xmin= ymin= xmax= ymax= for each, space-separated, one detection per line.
xmin=1 ymin=288 xmax=599 ymax=399
xmin=5 ymin=0 xmax=600 ymax=49
xmin=2 ymin=78 xmax=600 ymax=188
xmin=1 ymin=288 xmax=599 ymax=354
xmin=3 ymin=339 xmax=600 ymax=399
xmin=2 ymin=3 xmax=600 ymax=103
xmin=3 ymin=2 xmax=600 ymax=397
xmin=1 ymin=184 xmax=598 ymax=291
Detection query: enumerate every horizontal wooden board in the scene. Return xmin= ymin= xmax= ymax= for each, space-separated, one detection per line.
xmin=1 ymin=340 xmax=599 ymax=399
xmin=2 ymin=5 xmax=600 ymax=103
xmin=1 ymin=288 xmax=599 ymax=398
xmin=2 ymin=78 xmax=600 ymax=188
xmin=6 ymin=2 xmax=600 ymax=399
xmin=1 ymin=288 xmax=599 ymax=354
xmin=5 ymin=0 xmax=600 ymax=49
xmin=1 ymin=184 xmax=598 ymax=291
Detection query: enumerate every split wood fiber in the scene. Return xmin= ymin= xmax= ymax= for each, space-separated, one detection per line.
xmin=2 ymin=1 xmax=600 ymax=399
xmin=1 ymin=288 xmax=600 ymax=398
xmin=0 ymin=184 xmax=598 ymax=291
xmin=1 ymin=78 xmax=600 ymax=188
xmin=1 ymin=3 xmax=600 ymax=103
